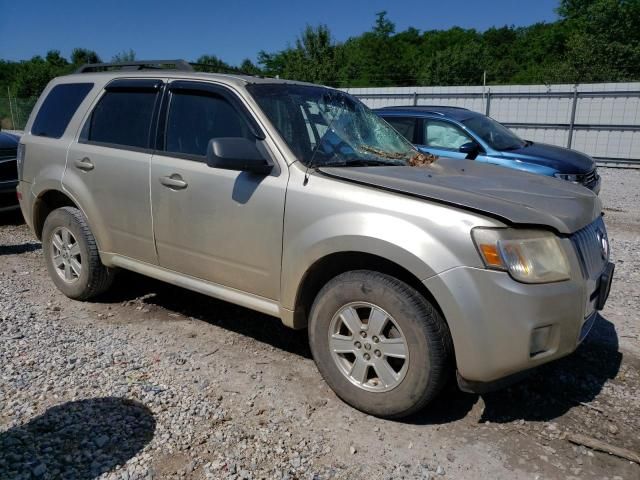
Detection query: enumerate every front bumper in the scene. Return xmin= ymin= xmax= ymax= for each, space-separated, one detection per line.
xmin=424 ymin=261 xmax=614 ymax=389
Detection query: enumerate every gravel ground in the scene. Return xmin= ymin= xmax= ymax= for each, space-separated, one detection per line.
xmin=1 ymin=167 xmax=639 ymax=480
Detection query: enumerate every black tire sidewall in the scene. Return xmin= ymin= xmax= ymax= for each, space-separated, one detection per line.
xmin=42 ymin=208 xmax=94 ymax=299
xmin=309 ymin=271 xmax=446 ymax=418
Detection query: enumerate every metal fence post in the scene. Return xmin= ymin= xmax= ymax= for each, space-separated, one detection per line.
xmin=413 ymin=92 xmax=418 ymax=106
xmin=485 ymin=89 xmax=491 ymax=116
xmin=567 ymin=86 xmax=578 ymax=148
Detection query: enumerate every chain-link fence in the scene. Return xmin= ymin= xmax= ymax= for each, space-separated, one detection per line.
xmin=0 ymin=97 xmax=37 ymax=131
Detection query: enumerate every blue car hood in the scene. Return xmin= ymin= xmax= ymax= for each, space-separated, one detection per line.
xmin=0 ymin=132 xmax=19 ymax=149
xmin=499 ymin=142 xmax=595 ymax=174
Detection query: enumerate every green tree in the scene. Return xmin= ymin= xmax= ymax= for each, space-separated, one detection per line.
xmin=71 ymin=48 xmax=101 ymax=65
xmin=111 ymin=49 xmax=136 ymax=63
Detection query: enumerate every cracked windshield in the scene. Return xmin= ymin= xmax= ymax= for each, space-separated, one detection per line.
xmin=248 ymin=84 xmax=418 ymax=167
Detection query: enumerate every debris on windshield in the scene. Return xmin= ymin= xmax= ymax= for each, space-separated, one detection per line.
xmin=409 ymin=151 xmax=438 ymax=167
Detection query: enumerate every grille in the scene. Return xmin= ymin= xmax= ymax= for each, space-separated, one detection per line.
xmin=0 ymin=158 xmax=17 ymax=182
xmin=0 ymin=148 xmax=17 ymax=162
xmin=582 ymin=168 xmax=598 ymax=188
xmin=571 ymin=216 xmax=609 ymax=279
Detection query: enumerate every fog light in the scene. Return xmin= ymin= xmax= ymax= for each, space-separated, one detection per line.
xmin=530 ymin=326 xmax=552 ymax=357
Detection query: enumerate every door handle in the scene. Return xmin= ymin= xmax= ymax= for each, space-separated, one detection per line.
xmin=74 ymin=157 xmax=94 ymax=171
xmin=159 ymin=174 xmax=188 ymax=190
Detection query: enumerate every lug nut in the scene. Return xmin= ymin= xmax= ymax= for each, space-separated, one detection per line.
xmin=363 ymin=353 xmax=371 ymax=361
xmin=360 ymin=331 xmax=367 ymax=338
xmin=354 ymin=341 xmax=362 ymax=349
xmin=372 ymin=336 xmax=379 ymax=343
xmin=374 ymin=350 xmax=381 ymax=357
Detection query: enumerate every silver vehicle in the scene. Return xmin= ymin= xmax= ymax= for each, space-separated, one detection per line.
xmin=17 ymin=60 xmax=614 ymax=418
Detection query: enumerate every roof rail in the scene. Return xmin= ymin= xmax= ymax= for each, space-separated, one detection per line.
xmin=381 ymin=105 xmax=470 ymax=111
xmin=75 ymin=59 xmax=194 ymax=74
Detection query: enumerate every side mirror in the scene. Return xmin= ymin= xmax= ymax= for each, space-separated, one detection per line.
xmin=459 ymin=141 xmax=480 ymax=159
xmin=206 ymin=137 xmax=273 ymax=175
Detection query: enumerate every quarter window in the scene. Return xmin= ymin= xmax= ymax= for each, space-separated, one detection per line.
xmin=423 ymin=120 xmax=471 ymax=150
xmin=84 ymin=90 xmax=158 ymax=149
xmin=383 ymin=117 xmax=417 ymax=143
xmin=32 ymin=83 xmax=93 ymax=138
xmin=165 ymin=91 xmax=252 ymax=157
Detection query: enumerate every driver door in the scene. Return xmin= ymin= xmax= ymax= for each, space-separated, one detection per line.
xmin=417 ymin=118 xmax=488 ymax=162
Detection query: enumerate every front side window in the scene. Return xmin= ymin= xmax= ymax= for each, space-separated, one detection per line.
xmin=462 ymin=115 xmax=525 ymax=151
xmin=382 ymin=117 xmax=417 ymax=143
xmin=165 ymin=91 xmax=251 ymax=157
xmin=84 ymin=89 xmax=158 ymax=149
xmin=423 ymin=120 xmax=471 ymax=150
xmin=248 ymin=84 xmax=418 ymax=167
xmin=32 ymin=83 xmax=93 ymax=138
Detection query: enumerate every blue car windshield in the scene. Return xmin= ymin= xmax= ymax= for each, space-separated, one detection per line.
xmin=248 ymin=84 xmax=418 ymax=167
xmin=462 ymin=115 xmax=525 ymax=151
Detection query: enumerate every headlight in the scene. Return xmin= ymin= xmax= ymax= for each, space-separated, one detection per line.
xmin=472 ymin=228 xmax=570 ymax=283
xmin=554 ymin=173 xmax=581 ymax=183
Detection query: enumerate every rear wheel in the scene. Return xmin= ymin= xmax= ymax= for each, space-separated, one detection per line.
xmin=308 ymin=270 xmax=453 ymax=418
xmin=42 ymin=207 xmax=115 ymax=300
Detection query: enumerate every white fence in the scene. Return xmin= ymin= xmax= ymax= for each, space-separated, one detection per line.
xmin=345 ymin=83 xmax=640 ymax=167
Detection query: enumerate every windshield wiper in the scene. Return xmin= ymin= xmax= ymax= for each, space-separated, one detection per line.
xmin=320 ymin=159 xmax=402 ymax=168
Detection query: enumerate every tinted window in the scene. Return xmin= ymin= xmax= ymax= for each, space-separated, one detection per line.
xmin=462 ymin=116 xmax=524 ymax=151
xmin=165 ymin=91 xmax=251 ymax=157
xmin=32 ymin=83 xmax=93 ymax=138
xmin=423 ymin=120 xmax=471 ymax=150
xmin=85 ymin=90 xmax=158 ymax=149
xmin=383 ymin=117 xmax=416 ymax=143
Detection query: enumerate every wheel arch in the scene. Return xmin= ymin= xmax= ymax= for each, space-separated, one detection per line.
xmin=32 ymin=189 xmax=79 ymax=239
xmin=290 ymin=251 xmax=446 ymax=331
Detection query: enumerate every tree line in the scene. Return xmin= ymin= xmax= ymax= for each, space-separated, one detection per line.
xmin=1 ymin=0 xmax=638 ymax=104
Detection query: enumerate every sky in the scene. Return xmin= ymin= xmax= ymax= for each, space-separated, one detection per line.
xmin=0 ymin=0 xmax=560 ymax=65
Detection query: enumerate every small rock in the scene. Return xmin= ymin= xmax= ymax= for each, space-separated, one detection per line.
xmin=94 ymin=434 xmax=109 ymax=448
xmin=349 ymin=446 xmax=357 ymax=455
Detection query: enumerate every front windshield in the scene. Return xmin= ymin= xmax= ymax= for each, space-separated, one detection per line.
xmin=248 ymin=84 xmax=418 ymax=167
xmin=462 ymin=115 xmax=525 ymax=151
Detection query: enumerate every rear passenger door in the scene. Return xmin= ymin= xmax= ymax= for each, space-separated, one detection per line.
xmin=65 ymin=79 xmax=162 ymax=264
xmin=149 ymin=81 xmax=287 ymax=300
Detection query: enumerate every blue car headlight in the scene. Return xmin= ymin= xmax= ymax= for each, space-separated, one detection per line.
xmin=554 ymin=172 xmax=582 ymax=183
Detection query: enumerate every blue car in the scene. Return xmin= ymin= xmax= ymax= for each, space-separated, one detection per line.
xmin=374 ymin=106 xmax=600 ymax=194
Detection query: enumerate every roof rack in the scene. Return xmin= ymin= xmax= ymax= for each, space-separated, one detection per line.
xmin=75 ymin=59 xmax=194 ymax=74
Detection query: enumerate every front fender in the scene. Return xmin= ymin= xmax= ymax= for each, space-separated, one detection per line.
xmin=280 ymin=211 xmax=469 ymax=311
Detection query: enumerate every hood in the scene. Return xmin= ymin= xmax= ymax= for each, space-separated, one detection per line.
xmin=0 ymin=132 xmax=20 ymax=149
xmin=318 ymin=158 xmax=601 ymax=234
xmin=499 ymin=142 xmax=595 ymax=174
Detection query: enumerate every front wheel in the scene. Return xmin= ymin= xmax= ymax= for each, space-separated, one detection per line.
xmin=308 ymin=270 xmax=453 ymax=418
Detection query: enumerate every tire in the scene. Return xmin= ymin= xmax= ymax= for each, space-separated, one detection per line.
xmin=42 ymin=206 xmax=115 ymax=300
xmin=308 ymin=270 xmax=453 ymax=418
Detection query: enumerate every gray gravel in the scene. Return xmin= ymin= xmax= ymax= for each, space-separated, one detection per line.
xmin=0 ymin=167 xmax=639 ymax=480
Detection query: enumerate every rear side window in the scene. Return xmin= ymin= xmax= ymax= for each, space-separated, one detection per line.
xmin=84 ymin=89 xmax=158 ymax=149
xmin=383 ymin=117 xmax=417 ymax=143
xmin=165 ymin=91 xmax=251 ymax=157
xmin=31 ymin=83 xmax=93 ymax=138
